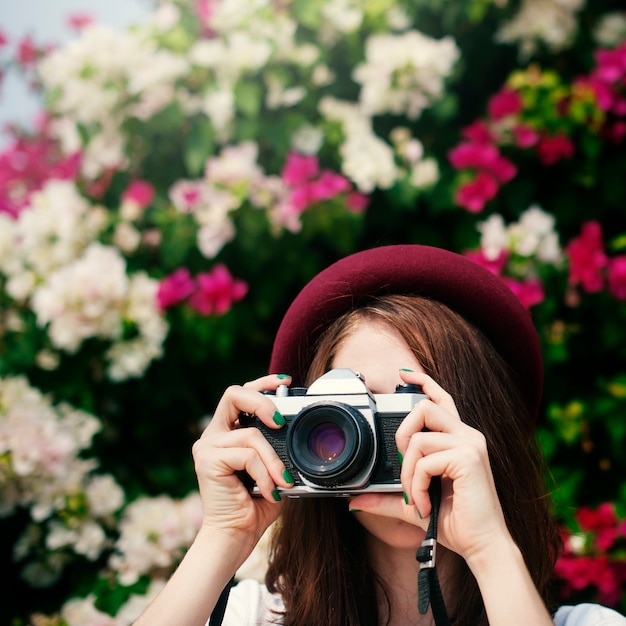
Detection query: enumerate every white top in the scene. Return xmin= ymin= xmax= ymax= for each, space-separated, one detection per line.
xmin=213 ymin=579 xmax=626 ymax=625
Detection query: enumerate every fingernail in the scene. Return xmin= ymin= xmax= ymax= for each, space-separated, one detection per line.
xmin=417 ymin=508 xmax=423 ymax=520
xmin=397 ymin=450 xmax=403 ymax=466
xmin=400 ymin=368 xmax=414 ymax=373
xmin=282 ymin=468 xmax=295 ymax=484
xmin=349 ymin=508 xmax=362 ymax=513
xmin=271 ymin=488 xmax=281 ymax=502
xmin=276 ymin=374 xmax=291 ymax=380
xmin=403 ymin=491 xmax=409 ymax=505
xmin=273 ymin=411 xmax=285 ymax=426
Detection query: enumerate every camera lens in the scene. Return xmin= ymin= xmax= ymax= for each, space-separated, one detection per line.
xmin=307 ymin=423 xmax=346 ymax=461
xmin=286 ymin=401 xmax=374 ymax=488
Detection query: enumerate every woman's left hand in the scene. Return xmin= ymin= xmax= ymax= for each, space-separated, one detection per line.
xmin=348 ymin=369 xmax=512 ymax=565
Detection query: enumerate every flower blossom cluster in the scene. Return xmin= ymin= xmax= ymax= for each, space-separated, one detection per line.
xmin=109 ymin=493 xmax=202 ymax=585
xmin=447 ymin=42 xmax=626 ymax=213
xmin=565 ymin=221 xmax=626 ymax=302
xmin=496 ymin=0 xmax=585 ymax=58
xmin=157 ymin=264 xmax=248 ymax=316
xmin=353 ymin=30 xmax=460 ymax=120
xmin=0 ymin=376 xmax=125 ymax=585
xmin=37 ymin=24 xmax=188 ymax=179
xmin=556 ymin=503 xmax=626 ymax=606
xmin=0 ymin=180 xmax=168 ymax=381
xmin=574 ymin=42 xmax=626 ymax=143
xmin=466 ymin=205 xmax=563 ymax=308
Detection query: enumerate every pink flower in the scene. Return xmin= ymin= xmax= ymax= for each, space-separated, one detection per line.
xmin=67 ymin=13 xmax=94 ymax=31
xmin=122 ymin=180 xmax=155 ymax=208
xmin=576 ymin=503 xmax=620 ymax=552
xmin=461 ymin=120 xmax=494 ymax=144
xmin=454 ymin=172 xmax=498 ymax=213
xmin=608 ymin=256 xmax=626 ymax=301
xmin=157 ymin=268 xmax=196 ymax=310
xmin=448 ymin=142 xmax=516 ymax=183
xmin=464 ymin=249 xmax=508 ymax=275
xmin=187 ymin=264 xmax=248 ymax=316
xmin=594 ymin=45 xmax=626 ymax=84
xmin=502 ymin=278 xmax=545 ymax=308
xmin=169 ymin=180 xmax=206 ymax=213
xmin=536 ymin=132 xmax=575 ymax=166
xmin=281 ymin=153 xmax=319 ymax=186
xmin=346 ymin=191 xmax=370 ymax=213
xmin=310 ymin=170 xmax=351 ymax=201
xmin=0 ymin=30 xmax=8 ymax=48
xmin=566 ymin=221 xmax=607 ymax=293
xmin=512 ymin=124 xmax=540 ymax=148
xmin=488 ymin=88 xmax=524 ymax=120
xmin=17 ymin=36 xmax=38 ymax=67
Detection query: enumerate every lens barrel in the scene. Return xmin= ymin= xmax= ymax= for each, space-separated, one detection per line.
xmin=286 ymin=401 xmax=374 ymax=487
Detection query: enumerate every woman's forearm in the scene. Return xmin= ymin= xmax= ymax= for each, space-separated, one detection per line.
xmin=466 ymin=533 xmax=554 ymax=626
xmin=133 ymin=527 xmax=253 ymax=626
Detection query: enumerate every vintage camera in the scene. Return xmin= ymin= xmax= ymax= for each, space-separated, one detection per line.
xmin=239 ymin=368 xmax=427 ymax=497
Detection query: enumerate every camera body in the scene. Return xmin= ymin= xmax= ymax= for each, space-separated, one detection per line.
xmin=239 ymin=368 xmax=427 ymax=497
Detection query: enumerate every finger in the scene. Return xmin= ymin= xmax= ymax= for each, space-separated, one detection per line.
xmin=206 ymin=385 xmax=286 ymax=435
xmin=243 ymin=374 xmax=292 ymax=392
xmin=399 ymin=369 xmax=460 ymax=416
xmin=396 ymin=399 xmax=468 ymax=455
xmin=348 ymin=492 xmax=426 ymax=529
xmin=213 ymin=428 xmax=295 ymax=489
xmin=218 ymin=447 xmax=282 ymax=503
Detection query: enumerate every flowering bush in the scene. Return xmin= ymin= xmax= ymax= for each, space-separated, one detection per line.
xmin=1 ymin=0 xmax=626 ymax=623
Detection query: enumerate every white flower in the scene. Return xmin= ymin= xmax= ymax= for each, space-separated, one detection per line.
xmin=478 ymin=214 xmax=509 ymax=260
xmin=86 ymin=474 xmax=125 ymax=517
xmin=496 ymin=0 xmax=585 ymax=57
xmin=353 ymin=30 xmax=460 ymax=119
xmin=410 ymin=158 xmax=440 ymax=189
xmin=593 ymin=11 xmax=626 ymax=47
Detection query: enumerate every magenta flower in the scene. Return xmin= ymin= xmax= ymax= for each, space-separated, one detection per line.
xmin=566 ymin=221 xmax=607 ymax=293
xmin=608 ymin=255 xmax=626 ymax=301
xmin=281 ymin=153 xmax=319 ymax=186
xmin=448 ymin=141 xmax=516 ymax=183
xmin=454 ymin=171 xmax=498 ymax=213
xmin=512 ymin=124 xmax=540 ymax=148
xmin=310 ymin=170 xmax=351 ymax=201
xmin=346 ymin=191 xmax=370 ymax=213
xmin=187 ymin=264 xmax=248 ymax=316
xmin=122 ymin=180 xmax=155 ymax=208
xmin=67 ymin=13 xmax=94 ymax=31
xmin=536 ymin=132 xmax=575 ymax=166
xmin=16 ymin=36 xmax=38 ymax=67
xmin=157 ymin=268 xmax=196 ymax=310
xmin=502 ymin=277 xmax=544 ymax=309
xmin=461 ymin=120 xmax=494 ymax=144
xmin=487 ymin=87 xmax=524 ymax=120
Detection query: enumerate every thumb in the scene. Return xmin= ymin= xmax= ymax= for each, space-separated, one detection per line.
xmin=348 ymin=492 xmax=428 ymax=531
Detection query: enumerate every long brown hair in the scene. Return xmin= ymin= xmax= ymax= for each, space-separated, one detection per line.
xmin=265 ymin=294 xmax=561 ymax=625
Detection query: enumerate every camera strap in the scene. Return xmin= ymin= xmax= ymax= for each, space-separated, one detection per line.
xmin=209 ymin=577 xmax=233 ymax=626
xmin=416 ymin=476 xmax=451 ymax=626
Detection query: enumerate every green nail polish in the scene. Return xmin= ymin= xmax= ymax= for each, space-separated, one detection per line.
xmin=276 ymin=374 xmax=291 ymax=380
xmin=403 ymin=491 xmax=409 ymax=505
xmin=271 ymin=488 xmax=281 ymax=502
xmin=400 ymin=368 xmax=414 ymax=372
xmin=349 ymin=508 xmax=362 ymax=513
xmin=282 ymin=468 xmax=295 ymax=484
xmin=417 ymin=508 xmax=423 ymax=520
xmin=397 ymin=450 xmax=403 ymax=466
xmin=273 ymin=411 xmax=285 ymax=426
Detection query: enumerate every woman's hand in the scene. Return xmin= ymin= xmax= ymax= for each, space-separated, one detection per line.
xmin=349 ymin=369 xmax=512 ymax=565
xmin=192 ymin=374 xmax=295 ymax=548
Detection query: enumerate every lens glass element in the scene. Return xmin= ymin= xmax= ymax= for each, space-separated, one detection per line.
xmin=307 ymin=422 xmax=346 ymax=462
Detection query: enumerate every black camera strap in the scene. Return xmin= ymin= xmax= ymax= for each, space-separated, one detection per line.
xmin=416 ymin=476 xmax=451 ymax=626
xmin=209 ymin=577 xmax=233 ymax=626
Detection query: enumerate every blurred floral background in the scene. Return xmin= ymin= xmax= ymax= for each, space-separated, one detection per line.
xmin=1 ymin=0 xmax=626 ymax=623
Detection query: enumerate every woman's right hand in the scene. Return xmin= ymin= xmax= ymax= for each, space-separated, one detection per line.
xmin=191 ymin=374 xmax=295 ymax=550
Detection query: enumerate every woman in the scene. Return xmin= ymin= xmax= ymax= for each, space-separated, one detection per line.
xmin=134 ymin=245 xmax=626 ymax=626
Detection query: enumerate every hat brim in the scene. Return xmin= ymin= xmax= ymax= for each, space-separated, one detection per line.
xmin=269 ymin=244 xmax=543 ymax=424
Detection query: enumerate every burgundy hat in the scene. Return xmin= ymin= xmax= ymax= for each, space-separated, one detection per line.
xmin=270 ymin=244 xmax=543 ymax=424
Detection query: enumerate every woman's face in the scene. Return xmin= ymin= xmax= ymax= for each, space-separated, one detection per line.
xmin=331 ymin=318 xmax=427 ymax=550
